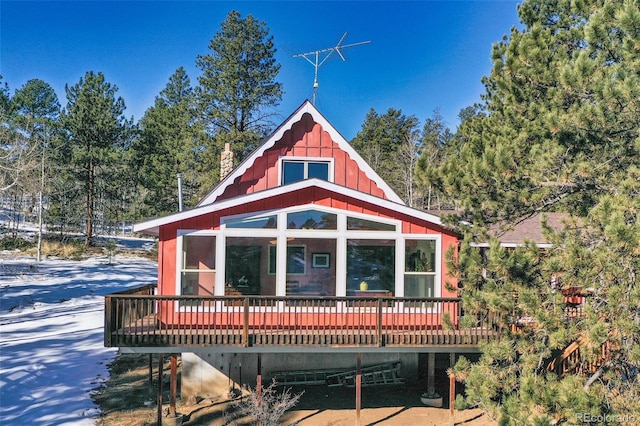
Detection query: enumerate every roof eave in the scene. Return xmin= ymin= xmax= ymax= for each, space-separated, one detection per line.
xmin=133 ymin=179 xmax=446 ymax=235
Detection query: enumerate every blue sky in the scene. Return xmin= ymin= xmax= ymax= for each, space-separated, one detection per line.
xmin=1 ymin=1 xmax=521 ymax=140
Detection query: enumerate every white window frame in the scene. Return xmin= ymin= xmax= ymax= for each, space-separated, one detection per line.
xmin=279 ymin=157 xmax=335 ymax=185
xmin=175 ymin=230 xmax=223 ymax=312
xmin=176 ymin=206 xmax=443 ymax=313
xmin=400 ymin=234 xmax=442 ymax=305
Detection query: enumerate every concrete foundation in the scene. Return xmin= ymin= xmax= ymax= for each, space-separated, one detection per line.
xmin=181 ymin=351 xmax=419 ymax=399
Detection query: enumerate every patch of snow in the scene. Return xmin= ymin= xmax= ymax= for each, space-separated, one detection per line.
xmin=0 ymin=253 xmax=157 ymax=425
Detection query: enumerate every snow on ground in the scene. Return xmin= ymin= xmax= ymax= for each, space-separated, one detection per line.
xmin=0 ymin=252 xmax=157 ymax=425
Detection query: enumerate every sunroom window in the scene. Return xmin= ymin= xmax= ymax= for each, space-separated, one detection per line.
xmin=287 ymin=210 xmax=337 ymax=230
xmin=180 ymin=235 xmax=216 ymax=297
xmin=225 ymin=237 xmax=276 ymax=296
xmin=347 ymin=216 xmax=396 ymax=231
xmin=225 ymin=214 xmax=277 ymax=229
xmin=404 ymin=240 xmax=437 ymax=298
xmin=346 ymin=239 xmax=395 ymax=296
xmin=285 ymin=238 xmax=337 ymax=296
xmin=282 ymin=160 xmax=330 ymax=184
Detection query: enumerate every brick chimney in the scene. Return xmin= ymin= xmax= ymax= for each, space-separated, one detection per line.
xmin=220 ymin=142 xmax=234 ymax=181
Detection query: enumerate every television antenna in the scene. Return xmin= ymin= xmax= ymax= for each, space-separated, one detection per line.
xmin=293 ymin=32 xmax=371 ymax=105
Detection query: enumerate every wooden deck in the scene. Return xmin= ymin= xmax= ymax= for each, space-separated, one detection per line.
xmin=105 ymin=285 xmax=500 ymax=352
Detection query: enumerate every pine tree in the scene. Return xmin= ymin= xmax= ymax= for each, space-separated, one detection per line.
xmin=11 ymin=79 xmax=60 ymax=194
xmin=59 ymin=71 xmax=131 ymax=247
xmin=442 ymin=1 xmax=640 ymax=423
xmin=351 ymin=108 xmax=421 ymax=205
xmin=12 ymin=79 xmax=60 ymax=258
xmin=436 ymin=0 xmax=640 ymax=227
xmin=415 ymin=109 xmax=455 ymax=210
xmin=196 ymin=10 xmax=283 ymax=180
xmin=133 ymin=67 xmax=208 ymax=216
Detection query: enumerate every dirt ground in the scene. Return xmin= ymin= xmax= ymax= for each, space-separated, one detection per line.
xmin=283 ymin=385 xmax=495 ymax=426
xmin=177 ymin=384 xmax=496 ymax=426
xmin=94 ymin=354 xmax=496 ymax=426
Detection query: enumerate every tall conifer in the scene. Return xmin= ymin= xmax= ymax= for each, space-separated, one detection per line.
xmin=440 ymin=1 xmax=640 ymax=423
xmin=196 ymin=10 xmax=282 ymax=181
xmin=60 ymin=71 xmax=131 ymax=247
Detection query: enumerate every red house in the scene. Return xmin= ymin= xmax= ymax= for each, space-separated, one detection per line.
xmin=105 ymin=101 xmax=497 ymax=404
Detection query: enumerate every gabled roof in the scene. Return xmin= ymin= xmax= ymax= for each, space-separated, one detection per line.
xmin=135 ymin=179 xmax=443 ymax=236
xmin=484 ymin=212 xmax=571 ymax=248
xmin=197 ymin=100 xmax=404 ymax=206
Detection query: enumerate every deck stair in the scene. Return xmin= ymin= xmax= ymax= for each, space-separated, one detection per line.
xmin=548 ymin=336 xmax=611 ymax=378
xmin=326 ymin=362 xmax=404 ymax=387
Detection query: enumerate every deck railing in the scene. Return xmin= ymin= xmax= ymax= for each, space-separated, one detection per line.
xmin=104 ymin=283 xmax=157 ymax=347
xmin=105 ymin=285 xmax=500 ymax=349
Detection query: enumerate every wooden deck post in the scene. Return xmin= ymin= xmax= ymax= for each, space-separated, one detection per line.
xmin=104 ymin=296 xmax=112 ymax=346
xmin=427 ymin=352 xmax=435 ymax=396
xmin=239 ymin=361 xmax=243 ymax=401
xmin=169 ymin=354 xmax=177 ymax=417
xmin=243 ymin=298 xmax=250 ymax=347
xmin=257 ymin=353 xmax=262 ymax=401
xmin=376 ymin=299 xmax=383 ymax=346
xmin=449 ymin=373 xmax=455 ymax=425
xmin=355 ymin=352 xmax=362 ymax=426
xmin=149 ymin=353 xmax=153 ymax=385
xmin=449 ymin=353 xmax=455 ymax=425
xmin=157 ymin=353 xmax=163 ymax=426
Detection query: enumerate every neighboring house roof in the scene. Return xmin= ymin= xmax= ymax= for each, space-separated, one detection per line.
xmin=486 ymin=212 xmax=571 ymax=247
xmin=134 ymin=178 xmax=445 ymax=236
xmin=197 ymin=100 xmax=404 ymax=206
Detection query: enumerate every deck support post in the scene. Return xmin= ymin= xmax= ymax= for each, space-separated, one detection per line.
xmin=257 ymin=353 xmax=263 ymax=401
xmin=169 ymin=354 xmax=177 ymax=417
xmin=449 ymin=353 xmax=455 ymax=425
xmin=239 ymin=361 xmax=243 ymax=401
xmin=149 ymin=353 xmax=153 ymax=384
xmin=449 ymin=373 xmax=455 ymax=425
xmin=355 ymin=352 xmax=362 ymax=426
xmin=157 ymin=353 xmax=163 ymax=426
xmin=427 ymin=352 xmax=435 ymax=396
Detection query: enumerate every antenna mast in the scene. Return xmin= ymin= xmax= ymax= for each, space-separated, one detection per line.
xmin=293 ymin=32 xmax=370 ymax=105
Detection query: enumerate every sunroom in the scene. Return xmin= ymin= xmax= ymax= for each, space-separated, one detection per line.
xmin=178 ymin=205 xmax=441 ymax=301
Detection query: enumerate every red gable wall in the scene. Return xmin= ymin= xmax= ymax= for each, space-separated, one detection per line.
xmin=215 ymin=113 xmax=387 ymax=201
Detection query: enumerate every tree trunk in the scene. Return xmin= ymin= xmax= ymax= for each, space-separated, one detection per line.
xmin=85 ymin=159 xmax=94 ymax=248
xmin=37 ymin=145 xmax=45 ymax=262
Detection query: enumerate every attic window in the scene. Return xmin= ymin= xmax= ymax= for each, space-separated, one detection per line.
xmin=282 ymin=160 xmax=330 ymax=184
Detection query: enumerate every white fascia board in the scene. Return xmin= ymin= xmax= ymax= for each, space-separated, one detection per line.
xmin=197 ymin=100 xmax=404 ymax=207
xmin=134 ymin=179 xmax=443 ymax=236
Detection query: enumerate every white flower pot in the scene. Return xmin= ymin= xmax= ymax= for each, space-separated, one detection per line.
xmin=420 ymin=393 xmax=443 ymax=407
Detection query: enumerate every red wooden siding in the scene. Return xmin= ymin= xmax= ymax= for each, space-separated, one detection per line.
xmin=156 ymin=308 xmax=459 ymax=331
xmin=440 ymin=232 xmax=459 ymax=298
xmin=157 ymin=188 xmax=459 ymax=301
xmin=215 ymin=113 xmax=388 ymax=201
